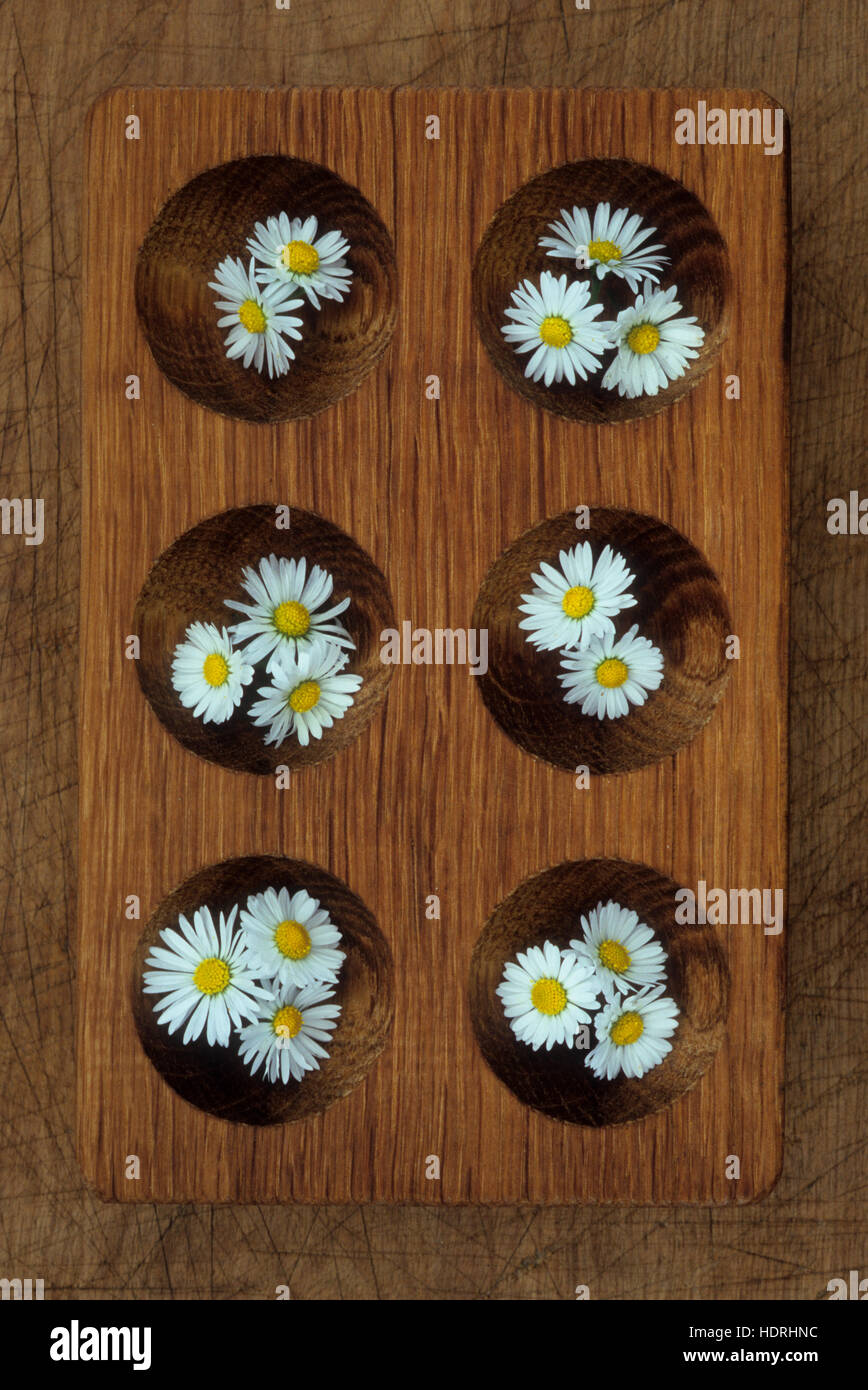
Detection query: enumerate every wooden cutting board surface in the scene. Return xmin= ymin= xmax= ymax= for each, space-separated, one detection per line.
xmin=78 ymin=87 xmax=788 ymax=1203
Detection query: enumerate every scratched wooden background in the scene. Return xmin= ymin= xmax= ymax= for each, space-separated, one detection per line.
xmin=0 ymin=0 xmax=864 ymax=1299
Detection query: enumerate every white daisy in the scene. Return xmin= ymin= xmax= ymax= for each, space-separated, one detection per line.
xmin=497 ymin=940 xmax=600 ymax=1051
xmin=567 ymin=899 xmax=667 ymax=1000
xmin=209 ymin=256 xmax=304 ymax=377
xmin=539 ymin=203 xmax=669 ymax=291
xmin=142 ymin=904 xmax=269 ymax=1048
xmin=239 ymin=884 xmax=345 ymax=989
xmin=585 ymin=983 xmax=679 ymax=1080
xmin=501 ymin=271 xmax=613 ymax=387
xmin=170 ymin=621 xmax=254 ymax=724
xmin=559 ymin=623 xmax=664 ymax=720
xmin=225 ymin=553 xmax=353 ymax=669
xmin=249 ymin=638 xmax=363 ymax=748
xmin=518 ymin=542 xmax=637 ymax=652
xmin=247 ymin=212 xmax=353 ymax=309
xmin=602 ymin=280 xmax=705 ymax=398
xmin=238 ymin=979 xmax=341 ymax=1084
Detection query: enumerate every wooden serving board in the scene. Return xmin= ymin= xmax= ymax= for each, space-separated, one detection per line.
xmin=78 ymin=88 xmax=788 ymax=1204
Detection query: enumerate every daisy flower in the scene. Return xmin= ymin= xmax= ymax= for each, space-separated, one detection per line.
xmin=143 ymin=904 xmax=269 ymax=1048
xmin=585 ymin=983 xmax=679 ymax=1080
xmin=518 ymin=542 xmax=637 ymax=652
xmin=567 ymin=900 xmax=667 ymax=1000
xmin=539 ymin=203 xmax=669 ymax=291
xmin=225 ymin=553 xmax=353 ymax=669
xmin=170 ymin=621 xmax=254 ymax=724
xmin=209 ymin=256 xmax=304 ymax=377
xmin=247 ymin=212 xmax=353 ymax=309
xmin=501 ymin=271 xmax=613 ymax=387
xmin=249 ymin=638 xmax=363 ymax=748
xmin=239 ymin=885 xmax=345 ymax=989
xmin=559 ymin=623 xmax=664 ymax=720
xmin=602 ymin=280 xmax=705 ymax=398
xmin=497 ymin=940 xmax=600 ymax=1051
xmin=238 ymin=979 xmax=342 ymax=1084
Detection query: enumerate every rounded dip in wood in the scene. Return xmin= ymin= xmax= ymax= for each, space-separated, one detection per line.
xmin=473 ymin=506 xmax=732 ymax=775
xmin=132 ymin=854 xmax=394 ymax=1126
xmin=472 ymin=157 xmax=730 ymax=423
xmin=135 ymin=154 xmax=397 ymax=423
xmin=134 ymin=504 xmax=394 ymax=775
xmin=469 ymin=857 xmax=729 ymax=1127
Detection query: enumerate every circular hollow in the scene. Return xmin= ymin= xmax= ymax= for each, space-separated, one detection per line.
xmin=135 ymin=155 xmax=397 ymax=423
xmin=473 ymin=507 xmax=732 ymax=775
xmin=469 ymin=857 xmax=729 ymax=1127
xmin=134 ymin=504 xmax=394 ymax=775
xmin=472 ymin=157 xmax=730 ymax=423
xmin=132 ymin=855 xmax=394 ymax=1126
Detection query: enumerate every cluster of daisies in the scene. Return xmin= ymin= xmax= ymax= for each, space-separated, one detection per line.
xmin=498 ymin=901 xmax=679 ymax=1079
xmin=170 ymin=553 xmax=362 ymax=748
xmin=210 ymin=212 xmax=352 ymax=378
xmin=519 ymin=538 xmax=663 ymax=720
xmin=502 ymin=202 xmax=704 ymax=398
xmin=143 ymin=886 xmax=345 ymax=1084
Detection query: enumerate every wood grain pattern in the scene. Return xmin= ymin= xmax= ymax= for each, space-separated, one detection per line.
xmin=78 ymin=86 xmax=787 ymax=1204
xmin=3 ymin=0 xmax=865 ymax=1302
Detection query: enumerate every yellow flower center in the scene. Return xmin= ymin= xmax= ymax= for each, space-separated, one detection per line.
xmin=273 ymin=600 xmax=310 ymax=637
xmin=274 ymin=919 xmax=312 ymax=960
xmin=610 ymin=1010 xmax=644 ymax=1046
xmin=202 ymin=652 xmax=229 ymax=688
xmin=626 ymin=322 xmax=661 ymax=355
xmin=273 ymin=1004 xmax=303 ymax=1039
xmin=588 ymin=238 xmax=622 ymax=264
xmin=539 ymin=315 xmax=573 ymax=349
xmin=238 ymin=298 xmax=266 ymax=334
xmin=288 ymin=680 xmax=321 ymax=714
xmin=598 ymin=939 xmax=631 ymax=973
xmin=596 ymin=657 xmax=629 ymax=688
xmin=530 ymin=977 xmax=567 ymax=1016
xmin=282 ymin=240 xmax=320 ymax=276
xmin=192 ymin=957 xmax=230 ymax=995
xmin=562 ymin=585 xmax=595 ymax=619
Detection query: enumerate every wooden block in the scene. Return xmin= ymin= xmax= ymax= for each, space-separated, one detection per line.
xmin=78 ymin=87 xmax=788 ymax=1203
